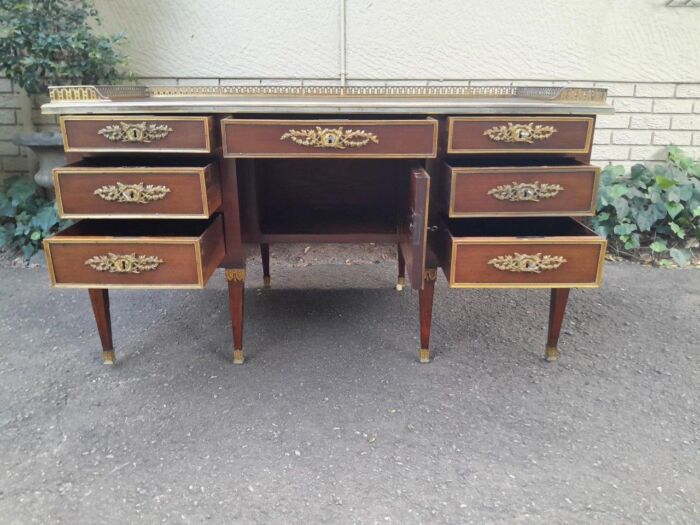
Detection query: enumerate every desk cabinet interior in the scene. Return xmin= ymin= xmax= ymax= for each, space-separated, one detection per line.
xmin=42 ymin=84 xmax=611 ymax=366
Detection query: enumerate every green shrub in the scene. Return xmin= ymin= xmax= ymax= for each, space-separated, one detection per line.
xmin=590 ymin=147 xmax=699 ymax=266
xmin=0 ymin=0 xmax=127 ymax=94
xmin=0 ymin=176 xmax=68 ymax=260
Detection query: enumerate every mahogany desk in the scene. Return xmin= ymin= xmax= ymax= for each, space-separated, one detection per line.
xmin=42 ymin=85 xmax=612 ymax=365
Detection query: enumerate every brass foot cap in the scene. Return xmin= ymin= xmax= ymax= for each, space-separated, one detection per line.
xmin=103 ymin=350 xmax=115 ymax=365
xmin=396 ymin=277 xmax=405 ymax=291
xmin=263 ymin=276 xmax=271 ymax=288
xmin=419 ymin=348 xmax=430 ymax=363
xmin=545 ymin=346 xmax=559 ymax=362
xmin=233 ymin=350 xmax=245 ymax=365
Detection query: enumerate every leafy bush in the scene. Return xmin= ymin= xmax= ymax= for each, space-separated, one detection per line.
xmin=0 ymin=176 xmax=67 ymax=260
xmin=590 ymin=147 xmax=699 ymax=266
xmin=0 ymin=0 xmax=127 ymax=94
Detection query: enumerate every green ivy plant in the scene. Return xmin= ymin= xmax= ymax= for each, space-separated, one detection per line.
xmin=0 ymin=176 xmax=68 ymax=260
xmin=590 ymin=147 xmax=700 ymax=267
xmin=0 ymin=0 xmax=127 ymax=94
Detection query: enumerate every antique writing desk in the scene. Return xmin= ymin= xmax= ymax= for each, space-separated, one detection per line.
xmin=42 ymin=85 xmax=611 ymax=365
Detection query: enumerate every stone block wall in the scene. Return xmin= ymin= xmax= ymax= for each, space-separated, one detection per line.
xmin=0 ymin=77 xmax=59 ymax=179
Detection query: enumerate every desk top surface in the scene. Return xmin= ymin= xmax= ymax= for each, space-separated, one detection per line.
xmin=43 ymin=85 xmax=613 ymax=115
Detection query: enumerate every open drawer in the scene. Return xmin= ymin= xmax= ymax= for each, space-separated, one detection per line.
xmin=437 ymin=217 xmax=606 ymax=288
xmin=44 ymin=216 xmax=224 ymax=289
xmin=54 ymin=157 xmax=221 ymax=219
xmin=442 ymin=160 xmax=600 ymax=217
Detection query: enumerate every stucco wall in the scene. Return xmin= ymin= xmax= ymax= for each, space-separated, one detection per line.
xmin=2 ymin=1 xmax=700 ymax=178
xmin=94 ymin=0 xmax=700 ymax=82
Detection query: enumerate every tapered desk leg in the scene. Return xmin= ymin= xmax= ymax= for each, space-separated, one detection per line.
xmin=396 ymin=244 xmax=406 ymax=291
xmin=88 ymin=289 xmax=114 ymax=365
xmin=260 ymin=243 xmax=271 ymax=288
xmin=418 ymin=269 xmax=437 ymax=363
xmin=226 ymin=269 xmax=246 ymax=364
xmin=546 ymin=288 xmax=571 ymax=361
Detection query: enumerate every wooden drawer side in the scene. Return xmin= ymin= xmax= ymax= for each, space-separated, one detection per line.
xmin=444 ymin=164 xmax=600 ymax=217
xmin=438 ymin=218 xmax=606 ymax=289
xmin=54 ymin=163 xmax=221 ymax=219
xmin=44 ymin=217 xmax=224 ymax=289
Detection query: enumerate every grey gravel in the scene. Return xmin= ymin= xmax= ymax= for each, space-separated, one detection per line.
xmin=0 ymin=262 xmax=698 ymax=524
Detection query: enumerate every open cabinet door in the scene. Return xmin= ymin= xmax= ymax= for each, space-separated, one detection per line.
xmin=399 ymin=166 xmax=431 ymax=289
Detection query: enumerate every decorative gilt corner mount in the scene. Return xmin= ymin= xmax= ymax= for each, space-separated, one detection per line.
xmin=225 ymin=269 xmax=246 ymax=282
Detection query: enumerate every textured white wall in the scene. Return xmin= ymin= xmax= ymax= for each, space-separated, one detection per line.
xmin=94 ymin=0 xmax=700 ymax=82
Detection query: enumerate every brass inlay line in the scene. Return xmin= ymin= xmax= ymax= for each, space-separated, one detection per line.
xmin=94 ymin=182 xmax=171 ymax=204
xmin=85 ymin=253 xmax=164 ymax=274
xmin=487 ymin=181 xmax=564 ymax=202
xmin=48 ymin=85 xmax=608 ymax=103
xmin=98 ymin=122 xmax=173 ymax=143
xmin=488 ymin=253 xmax=567 ymax=273
xmin=280 ymin=126 xmax=379 ymax=149
xmin=483 ymin=122 xmax=557 ymax=143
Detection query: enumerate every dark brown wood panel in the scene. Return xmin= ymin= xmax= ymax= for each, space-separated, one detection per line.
xmin=399 ymin=166 xmax=431 ymax=289
xmin=447 ymin=116 xmax=594 ymax=155
xmin=54 ymin=161 xmax=221 ymax=219
xmin=44 ymin=217 xmax=224 ymax=288
xmin=437 ymin=217 xmax=605 ymax=288
xmin=443 ymin=163 xmax=599 ymax=217
xmin=60 ymin=116 xmax=216 ymax=153
xmin=222 ymin=118 xmax=437 ymax=158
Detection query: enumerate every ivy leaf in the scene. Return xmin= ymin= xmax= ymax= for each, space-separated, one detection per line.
xmin=669 ymin=222 xmax=686 ymax=239
xmin=649 ymin=240 xmax=668 ymax=253
xmin=665 ymin=202 xmax=684 ymax=219
xmin=0 ymin=192 xmax=14 ymax=216
xmin=613 ymin=197 xmax=630 ymax=218
xmin=666 ymin=185 xmax=681 ymax=203
xmin=669 ymin=247 xmax=692 ymax=266
xmin=624 ymin=232 xmax=641 ymax=250
xmin=655 ymin=175 xmax=675 ymax=190
xmin=0 ymin=224 xmax=16 ymax=247
xmin=630 ymin=164 xmax=648 ymax=180
xmin=30 ymin=205 xmax=58 ymax=235
xmin=634 ymin=207 xmax=657 ymax=232
xmin=608 ymin=184 xmax=629 ymax=200
xmin=7 ymin=178 xmax=36 ymax=206
xmin=614 ymin=222 xmax=637 ymax=236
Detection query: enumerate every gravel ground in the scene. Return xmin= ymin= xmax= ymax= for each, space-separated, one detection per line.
xmin=0 ymin=260 xmax=698 ymax=524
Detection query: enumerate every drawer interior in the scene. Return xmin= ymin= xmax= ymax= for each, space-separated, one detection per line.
xmin=54 ymin=217 xmax=218 ymax=239
xmin=444 ymin=217 xmax=598 ymax=239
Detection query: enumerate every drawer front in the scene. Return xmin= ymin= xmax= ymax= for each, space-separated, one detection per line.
xmin=439 ymin=218 xmax=606 ymax=288
xmin=44 ymin=217 xmax=224 ymax=289
xmin=60 ymin=116 xmax=216 ymax=153
xmin=222 ymin=118 xmax=438 ymax=158
xmin=447 ymin=117 xmax=594 ymax=155
xmin=54 ymin=163 xmax=221 ymax=219
xmin=445 ymin=164 xmax=599 ymax=217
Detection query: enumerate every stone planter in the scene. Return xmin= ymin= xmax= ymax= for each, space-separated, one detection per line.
xmin=13 ymin=132 xmax=65 ymax=188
